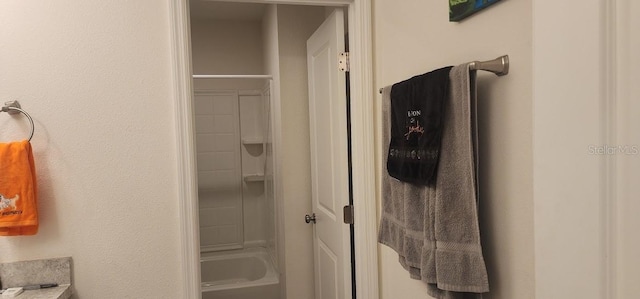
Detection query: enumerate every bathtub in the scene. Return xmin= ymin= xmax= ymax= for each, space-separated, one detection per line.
xmin=201 ymin=248 xmax=280 ymax=299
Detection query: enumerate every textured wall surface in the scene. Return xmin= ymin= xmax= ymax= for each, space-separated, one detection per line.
xmin=0 ymin=1 xmax=182 ymax=298
xmin=191 ymin=19 xmax=265 ymax=91
xmin=373 ymin=0 xmax=535 ymax=298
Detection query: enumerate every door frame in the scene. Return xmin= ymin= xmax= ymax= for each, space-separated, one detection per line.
xmin=168 ymin=0 xmax=379 ymax=298
xmin=533 ymin=0 xmax=624 ymax=298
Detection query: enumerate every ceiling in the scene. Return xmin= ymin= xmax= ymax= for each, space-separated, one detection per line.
xmin=189 ymin=1 xmax=267 ymax=21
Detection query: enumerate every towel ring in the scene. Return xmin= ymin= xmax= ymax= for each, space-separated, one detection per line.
xmin=1 ymin=101 xmax=35 ymax=142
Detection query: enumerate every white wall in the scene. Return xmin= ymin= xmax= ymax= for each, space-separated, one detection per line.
xmin=276 ymin=5 xmax=326 ymax=299
xmin=373 ymin=1 xmax=534 ymax=298
xmin=533 ymin=1 xmax=640 ymax=299
xmin=0 ymin=1 xmax=181 ymax=298
xmin=191 ymin=19 xmax=265 ymax=90
xmin=614 ymin=2 xmax=640 ymax=297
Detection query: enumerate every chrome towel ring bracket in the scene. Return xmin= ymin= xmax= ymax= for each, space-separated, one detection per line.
xmin=1 ymin=101 xmax=35 ymax=141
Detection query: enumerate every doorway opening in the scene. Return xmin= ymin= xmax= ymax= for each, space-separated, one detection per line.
xmin=189 ymin=2 xmax=351 ymax=299
xmin=169 ymin=1 xmax=378 ymax=298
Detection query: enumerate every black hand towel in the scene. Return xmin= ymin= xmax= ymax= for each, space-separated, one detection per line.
xmin=387 ymin=66 xmax=453 ymax=185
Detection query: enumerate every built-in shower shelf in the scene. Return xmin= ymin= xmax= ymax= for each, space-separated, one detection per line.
xmin=242 ymin=137 xmax=264 ymax=145
xmin=243 ymin=174 xmax=265 ymax=182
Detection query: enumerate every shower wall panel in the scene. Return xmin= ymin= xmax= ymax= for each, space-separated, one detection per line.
xmin=195 ymin=91 xmax=244 ymax=252
xmin=239 ymin=91 xmax=267 ymax=247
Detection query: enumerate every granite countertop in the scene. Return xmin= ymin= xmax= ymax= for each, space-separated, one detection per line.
xmin=2 ymin=285 xmax=71 ymax=299
xmin=0 ymin=257 xmax=72 ymax=299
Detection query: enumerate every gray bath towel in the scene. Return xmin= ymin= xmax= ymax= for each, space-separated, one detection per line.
xmin=378 ymin=63 xmax=489 ymax=298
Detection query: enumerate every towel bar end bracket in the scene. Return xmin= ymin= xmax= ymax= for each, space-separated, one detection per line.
xmin=1 ymin=100 xmax=35 ymax=141
xmin=469 ymin=55 xmax=509 ymax=76
xmin=2 ymin=101 xmax=22 ymax=115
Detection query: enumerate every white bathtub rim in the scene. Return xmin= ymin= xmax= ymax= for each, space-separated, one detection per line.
xmin=200 ymin=247 xmax=270 ymax=261
xmin=201 ymin=248 xmax=279 ymax=293
xmin=201 ymin=275 xmax=278 ymax=292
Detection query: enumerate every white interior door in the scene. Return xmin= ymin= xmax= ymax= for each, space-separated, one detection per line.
xmin=306 ymin=9 xmax=352 ymax=299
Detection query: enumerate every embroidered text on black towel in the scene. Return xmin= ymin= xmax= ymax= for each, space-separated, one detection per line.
xmin=387 ymin=66 xmax=452 ymax=185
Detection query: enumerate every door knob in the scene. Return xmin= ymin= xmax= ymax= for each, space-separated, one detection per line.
xmin=305 ymin=213 xmax=316 ymax=224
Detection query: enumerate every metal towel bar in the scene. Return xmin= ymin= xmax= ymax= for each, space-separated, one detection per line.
xmin=379 ymin=55 xmax=509 ymax=94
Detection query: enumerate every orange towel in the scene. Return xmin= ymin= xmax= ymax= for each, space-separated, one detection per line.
xmin=0 ymin=140 xmax=38 ymax=236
